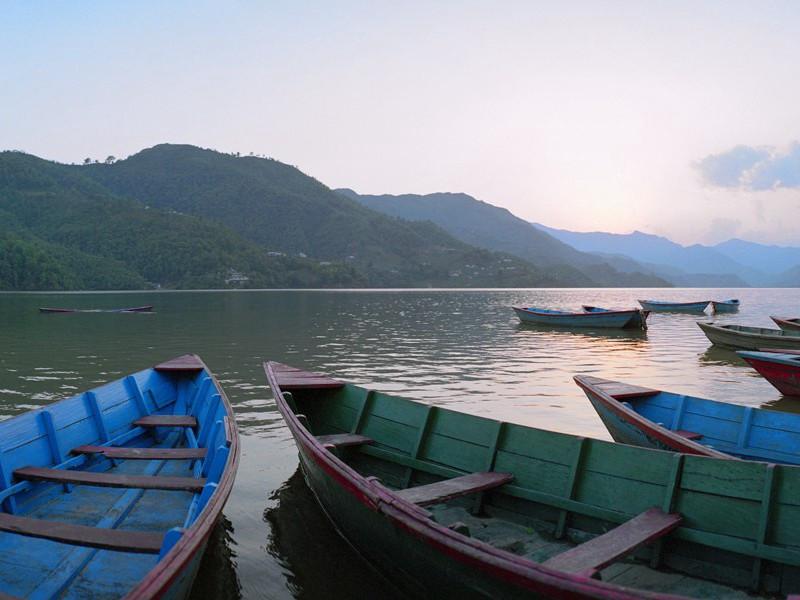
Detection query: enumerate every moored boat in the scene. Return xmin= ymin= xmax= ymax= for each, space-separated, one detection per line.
xmin=738 ymin=350 xmax=800 ymax=397
xmin=38 ymin=305 xmax=155 ymax=313
xmin=771 ymin=316 xmax=800 ymax=331
xmin=0 ymin=354 xmax=239 ymax=598
xmin=711 ymin=299 xmax=740 ymax=313
xmin=697 ymin=321 xmax=800 ymax=351
xmin=574 ymin=374 xmax=800 ymax=463
xmin=266 ymin=361 xmax=800 ymax=598
xmin=581 ymin=305 xmax=650 ymax=329
xmin=512 ymin=306 xmax=646 ymax=329
xmin=637 ymin=299 xmax=709 ymax=313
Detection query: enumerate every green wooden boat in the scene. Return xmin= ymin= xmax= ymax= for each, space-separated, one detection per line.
xmin=697 ymin=322 xmax=800 ymax=351
xmin=266 ymin=362 xmax=800 ymax=599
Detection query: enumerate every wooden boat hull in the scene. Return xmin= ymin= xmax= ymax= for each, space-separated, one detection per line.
xmin=738 ymin=351 xmax=800 ymax=397
xmin=512 ymin=306 xmax=644 ymax=329
xmin=771 ymin=317 xmax=800 ymax=331
xmin=711 ymin=300 xmax=739 ymax=313
xmin=575 ymin=375 xmax=800 ymax=464
xmin=581 ymin=306 xmax=650 ymax=329
xmin=697 ymin=321 xmax=800 ymax=350
xmin=267 ymin=362 xmax=800 ymax=598
xmin=0 ymin=355 xmax=239 ymax=599
xmin=637 ymin=300 xmax=709 ymax=313
xmin=38 ymin=305 xmax=154 ymax=313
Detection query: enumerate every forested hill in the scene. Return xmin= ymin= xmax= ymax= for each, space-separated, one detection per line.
xmin=339 ymin=190 xmax=671 ymax=287
xmin=0 ymin=152 xmax=365 ymax=290
xmin=80 ymin=144 xmax=592 ymax=287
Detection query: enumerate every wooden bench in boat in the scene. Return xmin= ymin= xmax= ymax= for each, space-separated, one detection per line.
xmin=271 ymin=363 xmax=345 ymax=390
xmin=581 ymin=376 xmax=660 ymax=399
xmin=72 ymin=445 xmax=208 ymax=460
xmin=316 ymin=433 xmax=372 ymax=448
xmin=0 ymin=512 xmax=165 ymax=554
xmin=133 ymin=415 xmax=198 ymax=428
xmin=541 ymin=507 xmax=682 ymax=578
xmin=13 ymin=466 xmax=205 ymax=493
xmin=395 ymin=472 xmax=514 ymax=507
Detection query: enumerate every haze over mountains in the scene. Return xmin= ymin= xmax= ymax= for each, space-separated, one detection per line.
xmin=1 ymin=143 xmax=797 ymax=291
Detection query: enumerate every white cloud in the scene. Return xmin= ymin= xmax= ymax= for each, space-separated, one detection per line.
xmin=698 ymin=142 xmax=800 ymax=190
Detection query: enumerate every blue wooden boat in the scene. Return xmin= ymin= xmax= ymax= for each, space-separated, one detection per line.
xmin=0 ymin=354 xmax=239 ymax=598
xmin=38 ymin=305 xmax=155 ymax=313
xmin=575 ymin=374 xmax=800 ymax=463
xmin=637 ymin=299 xmax=710 ymax=313
xmin=512 ymin=306 xmax=646 ymax=329
xmin=581 ymin=305 xmax=650 ymax=329
xmin=710 ymin=299 xmax=739 ymax=313
xmin=267 ymin=362 xmax=800 ymax=598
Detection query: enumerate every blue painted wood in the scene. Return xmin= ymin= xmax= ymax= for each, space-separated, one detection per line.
xmin=0 ymin=356 xmax=239 ymax=598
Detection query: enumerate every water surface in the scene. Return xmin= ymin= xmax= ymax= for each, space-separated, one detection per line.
xmin=2 ymin=288 xmax=799 ymax=598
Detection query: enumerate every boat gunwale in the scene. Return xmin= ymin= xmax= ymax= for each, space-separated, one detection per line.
xmin=573 ymin=375 xmax=733 ymax=461
xmin=512 ymin=306 xmax=644 ymax=318
xmin=698 ymin=321 xmax=800 ymax=341
xmin=264 ymin=361 xmax=695 ymax=600
xmin=122 ymin=355 xmax=241 ymax=600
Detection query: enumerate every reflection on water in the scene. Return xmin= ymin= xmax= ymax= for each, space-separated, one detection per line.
xmin=190 ymin=515 xmax=241 ymax=600
xmin=760 ymin=395 xmax=800 ymax=414
xmin=2 ymin=287 xmax=800 ymax=599
xmin=264 ymin=469 xmax=405 ymax=600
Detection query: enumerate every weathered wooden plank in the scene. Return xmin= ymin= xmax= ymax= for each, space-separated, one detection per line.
xmin=0 ymin=512 xmax=165 ymax=554
xmin=133 ymin=415 xmax=198 ymax=428
xmin=542 ymin=507 xmax=682 ymax=576
xmin=316 ymin=433 xmax=373 ymax=448
xmin=154 ymin=354 xmax=205 ymax=372
xmin=674 ymin=430 xmax=703 ymax=440
xmin=395 ymin=472 xmax=514 ymax=506
xmin=14 ymin=466 xmax=205 ymax=493
xmin=579 ymin=376 xmax=659 ymax=399
xmin=72 ymin=445 xmax=207 ymax=460
xmin=274 ymin=377 xmax=345 ymax=389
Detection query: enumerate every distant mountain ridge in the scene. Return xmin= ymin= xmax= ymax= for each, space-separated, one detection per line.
xmin=338 ymin=190 xmax=670 ymax=287
xmin=531 ymin=224 xmax=800 ymax=286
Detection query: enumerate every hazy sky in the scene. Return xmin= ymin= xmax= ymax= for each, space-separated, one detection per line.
xmin=3 ymin=1 xmax=800 ymax=246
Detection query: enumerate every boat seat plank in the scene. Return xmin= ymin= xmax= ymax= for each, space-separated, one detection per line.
xmin=154 ymin=354 xmax=205 ymax=372
xmin=72 ymin=445 xmax=207 ymax=460
xmin=541 ymin=507 xmax=682 ymax=577
xmin=271 ymin=363 xmax=344 ymax=389
xmin=133 ymin=415 xmax=198 ymax=428
xmin=395 ymin=472 xmax=514 ymax=507
xmin=13 ymin=466 xmax=205 ymax=493
xmin=316 ymin=433 xmax=372 ymax=448
xmin=674 ymin=430 xmax=702 ymax=441
xmin=582 ymin=377 xmax=659 ymax=399
xmin=0 ymin=512 xmax=164 ymax=554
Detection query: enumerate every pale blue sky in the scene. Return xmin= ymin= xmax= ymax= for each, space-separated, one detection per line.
xmin=3 ymin=1 xmax=800 ymax=245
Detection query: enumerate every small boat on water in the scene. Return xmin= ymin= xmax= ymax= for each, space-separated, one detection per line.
xmin=512 ymin=306 xmax=646 ymax=329
xmin=637 ymin=299 xmax=710 ymax=313
xmin=711 ymin=299 xmax=740 ymax=313
xmin=771 ymin=316 xmax=800 ymax=331
xmin=38 ymin=305 xmax=155 ymax=313
xmin=0 ymin=354 xmax=239 ymax=598
xmin=266 ymin=361 xmax=800 ymax=598
xmin=738 ymin=350 xmax=800 ymax=397
xmin=581 ymin=305 xmax=650 ymax=329
xmin=697 ymin=321 xmax=800 ymax=350
xmin=575 ymin=374 xmax=800 ymax=463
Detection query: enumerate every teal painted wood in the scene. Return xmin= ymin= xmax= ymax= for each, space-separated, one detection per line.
xmin=711 ymin=299 xmax=740 ymax=313
xmin=512 ymin=306 xmax=644 ymax=329
xmin=637 ymin=300 xmax=710 ymax=313
xmin=267 ymin=361 xmax=800 ymax=599
xmin=698 ymin=321 xmax=800 ymax=351
xmin=0 ymin=354 xmax=239 ymax=600
xmin=575 ymin=375 xmax=800 ymax=464
xmin=582 ymin=305 xmax=650 ymax=328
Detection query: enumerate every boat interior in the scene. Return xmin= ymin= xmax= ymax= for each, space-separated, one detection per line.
xmin=0 ymin=358 xmax=232 ymax=598
xmin=277 ymin=367 xmax=800 ymax=598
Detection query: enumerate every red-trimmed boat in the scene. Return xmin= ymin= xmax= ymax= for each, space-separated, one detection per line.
xmin=267 ymin=362 xmax=800 ymax=598
xmin=739 ymin=350 xmax=800 ymax=397
xmin=0 ymin=355 xmax=239 ymax=598
xmin=771 ymin=317 xmax=800 ymax=331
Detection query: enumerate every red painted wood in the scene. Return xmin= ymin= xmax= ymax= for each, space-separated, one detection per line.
xmin=14 ymin=466 xmax=205 ymax=493
xmin=72 ymin=445 xmax=207 ymax=460
xmin=395 ymin=472 xmax=514 ymax=507
xmin=316 ymin=433 xmax=372 ymax=447
xmin=541 ymin=508 xmax=682 ymax=575
xmin=133 ymin=415 xmax=198 ymax=428
xmin=674 ymin=430 xmax=702 ymax=441
xmin=0 ymin=512 xmax=165 ymax=554
xmin=154 ymin=354 xmax=206 ymax=372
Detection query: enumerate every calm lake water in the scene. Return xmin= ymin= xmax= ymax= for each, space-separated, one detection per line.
xmin=2 ymin=288 xmax=800 ymax=598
